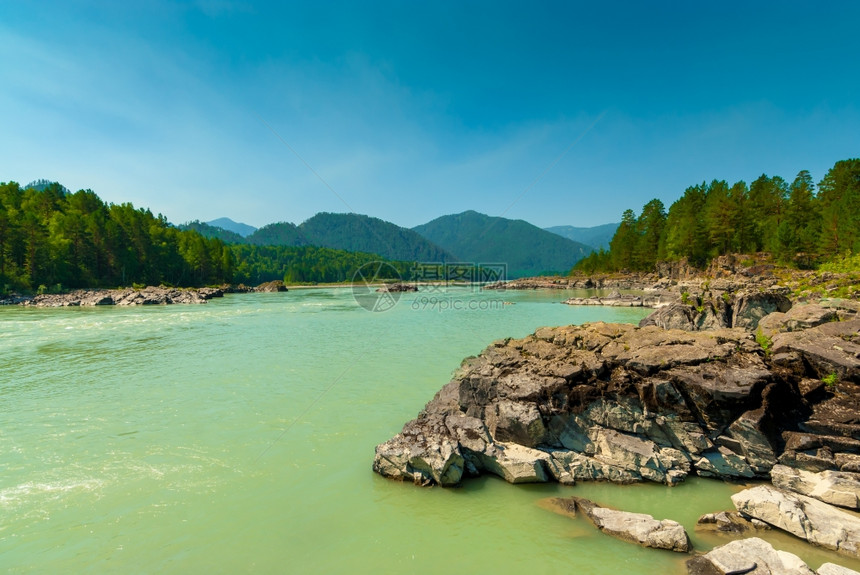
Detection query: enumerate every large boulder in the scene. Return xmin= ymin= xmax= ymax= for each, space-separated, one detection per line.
xmin=571 ymin=497 xmax=691 ymax=552
xmin=686 ymin=537 xmax=813 ymax=575
xmin=732 ymin=485 xmax=860 ymax=558
xmin=770 ymin=464 xmax=860 ymax=509
xmin=255 ymin=280 xmax=288 ymax=292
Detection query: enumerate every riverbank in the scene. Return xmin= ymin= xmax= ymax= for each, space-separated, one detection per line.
xmin=487 ymin=253 xmax=860 ymax=308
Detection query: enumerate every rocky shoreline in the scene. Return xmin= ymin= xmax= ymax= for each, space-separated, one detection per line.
xmin=0 ymin=281 xmax=286 ymax=307
xmin=374 ymin=274 xmax=860 ymax=571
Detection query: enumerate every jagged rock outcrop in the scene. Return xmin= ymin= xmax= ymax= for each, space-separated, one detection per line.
xmin=732 ymin=485 xmax=860 ymax=558
xmin=374 ymin=320 xmax=830 ymax=486
xmin=374 ymin=306 xmax=860 ymax=488
xmin=686 ymin=537 xmax=814 ymax=575
xmin=569 ymin=497 xmax=691 ymax=552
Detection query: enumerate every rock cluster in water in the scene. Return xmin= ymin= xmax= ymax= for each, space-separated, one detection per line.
xmin=373 ymin=296 xmax=859 ymax=488
xmin=0 ymin=282 xmax=284 ymax=306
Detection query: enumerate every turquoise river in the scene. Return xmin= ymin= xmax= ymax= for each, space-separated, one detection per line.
xmin=2 ymin=287 xmax=857 ymax=573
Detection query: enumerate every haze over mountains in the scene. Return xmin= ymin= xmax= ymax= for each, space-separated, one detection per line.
xmin=187 ymin=211 xmax=603 ymax=278
xmin=207 ymin=217 xmax=256 ymax=237
xmin=544 ymin=223 xmax=619 ymax=251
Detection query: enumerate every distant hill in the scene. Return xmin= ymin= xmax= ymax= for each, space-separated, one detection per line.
xmin=544 ymin=223 xmax=619 ymax=251
xmin=298 ymin=213 xmax=454 ymax=262
xmin=207 ymin=217 xmax=257 ymax=237
xmin=413 ymin=210 xmax=593 ymax=278
xmin=179 ymin=220 xmax=246 ymax=243
xmin=246 ymin=222 xmax=308 ymax=246
xmin=25 ymin=179 xmax=71 ymax=195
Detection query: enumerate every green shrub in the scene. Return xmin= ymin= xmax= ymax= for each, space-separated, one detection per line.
xmin=822 ymin=372 xmax=838 ymax=389
xmin=755 ymin=328 xmax=773 ymax=356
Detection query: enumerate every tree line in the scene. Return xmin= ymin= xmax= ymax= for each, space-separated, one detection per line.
xmin=0 ymin=181 xmax=411 ymax=293
xmin=574 ymin=158 xmax=860 ymax=273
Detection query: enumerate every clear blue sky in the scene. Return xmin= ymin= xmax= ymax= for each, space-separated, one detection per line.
xmin=2 ymin=1 xmax=858 ymax=229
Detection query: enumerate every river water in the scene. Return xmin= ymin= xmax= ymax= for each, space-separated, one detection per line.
xmin=1 ymin=287 xmax=854 ymax=573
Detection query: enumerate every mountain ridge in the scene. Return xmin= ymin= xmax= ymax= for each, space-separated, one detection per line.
xmin=413 ymin=210 xmax=593 ymax=278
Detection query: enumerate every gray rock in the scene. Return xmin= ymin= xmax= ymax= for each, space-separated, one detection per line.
xmin=686 ymin=537 xmax=813 ymax=575
xmin=758 ymin=304 xmax=839 ymax=337
xmin=771 ymin=329 xmax=860 ymax=382
xmin=695 ymin=510 xmax=762 ymax=534
xmin=770 ymin=464 xmax=860 ymax=509
xmin=732 ymin=485 xmax=860 ymax=558
xmin=732 ymin=290 xmax=792 ymax=331
xmin=573 ymin=497 xmax=691 ymax=552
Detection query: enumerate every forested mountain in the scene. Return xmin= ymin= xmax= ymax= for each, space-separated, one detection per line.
xmin=298 ymin=213 xmax=454 ymax=262
xmin=544 ymin=223 xmax=619 ymax=250
xmin=575 ymin=158 xmax=860 ymax=273
xmin=207 ymin=217 xmax=256 ymax=237
xmin=180 ymin=220 xmax=246 ymax=243
xmin=413 ymin=210 xmax=593 ymax=278
xmin=246 ymin=222 xmax=308 ymax=246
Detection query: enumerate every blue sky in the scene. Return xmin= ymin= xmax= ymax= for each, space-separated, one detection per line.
xmin=1 ymin=1 xmax=858 ymax=229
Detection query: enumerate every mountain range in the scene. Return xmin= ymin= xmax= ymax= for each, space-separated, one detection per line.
xmin=184 ymin=211 xmax=604 ymax=279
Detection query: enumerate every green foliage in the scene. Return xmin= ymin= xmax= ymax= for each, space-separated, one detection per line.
xmin=822 ymin=372 xmax=838 ymax=389
xmin=755 ymin=328 xmax=773 ymax=356
xmin=818 ymin=252 xmax=860 ymax=274
xmin=0 ymin=180 xmax=233 ymax=291
xmin=573 ymin=158 xmax=860 ymax=274
xmin=230 ymin=244 xmax=413 ymax=285
xmin=680 ymin=291 xmax=691 ymax=305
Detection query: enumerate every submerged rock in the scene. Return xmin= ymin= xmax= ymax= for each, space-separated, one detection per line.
xmin=562 ymin=497 xmax=691 ymax=552
xmin=695 ymin=511 xmax=766 ymax=535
